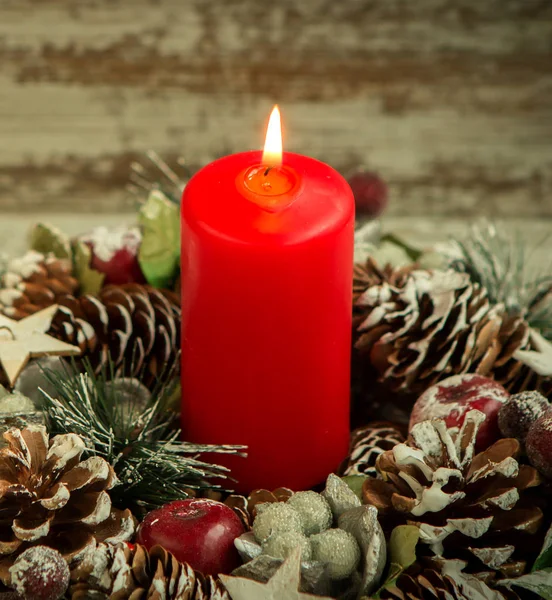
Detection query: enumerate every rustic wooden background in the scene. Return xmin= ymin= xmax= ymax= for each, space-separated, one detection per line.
xmin=0 ymin=0 xmax=551 ymax=217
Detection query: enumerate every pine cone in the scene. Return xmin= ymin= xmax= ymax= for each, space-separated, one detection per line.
xmin=342 ymin=422 xmax=405 ymax=477
xmin=48 ymin=283 xmax=180 ymax=387
xmin=362 ymin=410 xmax=544 ymax=578
xmin=69 ymin=542 xmax=230 ymax=599
xmin=0 ymin=426 xmax=135 ymax=585
xmin=0 ymin=251 xmax=78 ymax=319
xmin=353 ymin=260 xmax=550 ymax=398
xmin=377 ymin=563 xmax=523 ymax=600
xmin=378 ymin=566 xmax=468 ymax=599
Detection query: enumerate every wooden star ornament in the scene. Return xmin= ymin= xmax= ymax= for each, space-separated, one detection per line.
xmin=0 ymin=305 xmax=81 ymax=386
xmin=219 ymin=547 xmax=334 ymax=600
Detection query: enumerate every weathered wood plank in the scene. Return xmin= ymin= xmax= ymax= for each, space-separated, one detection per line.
xmin=0 ymin=0 xmax=551 ymax=215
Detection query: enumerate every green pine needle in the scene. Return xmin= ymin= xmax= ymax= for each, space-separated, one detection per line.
xmin=450 ymin=222 xmax=552 ymax=339
xmin=40 ymin=360 xmax=246 ymax=513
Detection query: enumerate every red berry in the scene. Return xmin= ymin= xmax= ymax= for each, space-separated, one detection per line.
xmin=498 ymin=391 xmax=549 ymax=443
xmin=526 ymin=409 xmax=552 ymax=478
xmin=346 ymin=171 xmax=388 ymax=218
xmin=79 ymin=226 xmax=145 ymax=286
xmin=9 ymin=546 xmax=69 ymax=600
xmin=409 ymin=374 xmax=510 ymax=451
xmin=137 ymin=498 xmax=245 ymax=575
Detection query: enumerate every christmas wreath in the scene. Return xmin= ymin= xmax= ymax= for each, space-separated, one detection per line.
xmin=0 ymin=155 xmax=551 ymax=600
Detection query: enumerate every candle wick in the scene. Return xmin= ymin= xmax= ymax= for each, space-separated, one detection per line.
xmin=264 ymin=166 xmax=274 ymax=176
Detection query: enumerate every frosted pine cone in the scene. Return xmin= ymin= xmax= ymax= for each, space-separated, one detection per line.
xmin=47 ymin=283 xmax=180 ymax=387
xmin=343 ymin=422 xmax=405 ymax=477
xmin=353 ymin=259 xmax=548 ymax=398
xmin=363 ymin=410 xmax=544 ymax=578
xmin=0 ymin=251 xmax=78 ymax=319
xmin=0 ymin=427 xmax=134 ymax=585
xmin=70 ymin=542 xmax=230 ymax=599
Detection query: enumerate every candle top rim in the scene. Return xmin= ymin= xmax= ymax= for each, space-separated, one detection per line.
xmin=181 ymin=150 xmax=354 ymax=247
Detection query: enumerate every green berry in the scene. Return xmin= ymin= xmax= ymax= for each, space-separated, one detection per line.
xmin=253 ymin=503 xmax=302 ymax=543
xmin=287 ymin=491 xmax=333 ymax=535
xmin=310 ymin=529 xmax=360 ymax=580
xmin=261 ymin=530 xmax=312 ymax=560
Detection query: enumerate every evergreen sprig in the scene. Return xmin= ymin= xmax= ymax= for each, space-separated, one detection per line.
xmin=40 ymin=360 xmax=246 ymax=513
xmin=128 ymin=150 xmax=190 ymax=205
xmin=450 ymin=222 xmax=552 ymax=339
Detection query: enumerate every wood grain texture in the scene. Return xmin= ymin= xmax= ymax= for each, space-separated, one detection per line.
xmin=0 ymin=0 xmax=551 ymax=216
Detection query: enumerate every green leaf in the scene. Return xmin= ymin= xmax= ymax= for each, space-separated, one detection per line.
xmin=500 ymin=569 xmax=552 ymax=599
xmin=371 ymin=526 xmax=420 ymax=598
xmin=29 ymin=223 xmax=72 ymax=259
xmin=341 ymin=475 xmax=367 ymax=500
xmin=389 ymin=525 xmax=419 ymax=569
xmin=73 ymin=241 xmax=104 ymax=295
xmin=534 ymin=523 xmax=552 ymax=571
xmin=138 ymin=190 xmax=180 ymax=289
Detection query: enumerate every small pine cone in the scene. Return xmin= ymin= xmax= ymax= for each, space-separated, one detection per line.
xmin=353 ymin=260 xmax=542 ymax=398
xmin=0 ymin=251 xmax=78 ymax=319
xmin=0 ymin=426 xmax=135 ymax=585
xmin=342 ymin=422 xmax=405 ymax=477
xmin=48 ymin=283 xmax=180 ymax=388
xmin=221 ymin=487 xmax=294 ymax=530
xmin=363 ymin=410 xmax=544 ymax=578
xmin=69 ymin=542 xmax=230 ymax=599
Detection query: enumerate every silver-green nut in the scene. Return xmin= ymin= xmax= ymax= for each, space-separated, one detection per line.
xmin=287 ymin=491 xmax=333 ymax=536
xmin=261 ymin=530 xmax=312 ymax=561
xmin=310 ymin=529 xmax=361 ymax=580
xmin=253 ymin=503 xmax=302 ymax=543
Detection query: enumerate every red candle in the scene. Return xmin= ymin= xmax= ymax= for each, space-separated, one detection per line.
xmin=180 ymin=107 xmax=354 ymax=493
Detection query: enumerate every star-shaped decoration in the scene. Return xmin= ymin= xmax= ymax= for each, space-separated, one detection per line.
xmin=0 ymin=305 xmax=81 ymax=386
xmin=515 ymin=327 xmax=552 ymax=377
xmin=220 ymin=547 xmax=334 ymax=600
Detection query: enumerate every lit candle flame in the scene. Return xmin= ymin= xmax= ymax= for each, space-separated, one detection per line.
xmin=262 ymin=105 xmax=282 ymax=167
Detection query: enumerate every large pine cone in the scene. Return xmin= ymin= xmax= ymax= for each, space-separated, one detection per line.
xmin=48 ymin=284 xmax=180 ymax=388
xmin=378 ymin=561 xmax=524 ymax=600
xmin=0 ymin=251 xmax=78 ymax=319
xmin=0 ymin=427 xmax=134 ymax=584
xmin=363 ymin=411 xmax=544 ymax=578
xmin=70 ymin=542 xmax=230 ymax=599
xmin=353 ymin=259 xmax=551 ymax=398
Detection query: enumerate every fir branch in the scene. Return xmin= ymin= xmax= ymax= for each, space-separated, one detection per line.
xmin=127 ymin=151 xmax=191 ymax=205
xmin=40 ymin=360 xmax=246 ymax=513
xmin=449 ymin=222 xmax=552 ymax=339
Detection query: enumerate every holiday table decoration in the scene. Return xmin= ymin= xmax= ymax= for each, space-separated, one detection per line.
xmin=0 ymin=426 xmax=135 ymax=585
xmin=9 ymin=546 xmax=70 ymax=600
xmin=220 ymin=546 xmax=335 ymax=600
xmin=0 ymin=250 xmax=78 ymax=319
xmin=180 ymin=107 xmax=355 ymax=492
xmin=70 ymin=542 xmax=229 ymax=599
xmin=363 ymin=410 xmax=544 ymax=579
xmin=137 ymin=498 xmax=246 ymax=575
xmin=2 ymin=147 xmax=552 ymax=599
xmin=40 ymin=366 xmax=246 ymax=513
xmin=0 ymin=306 xmax=81 ymax=387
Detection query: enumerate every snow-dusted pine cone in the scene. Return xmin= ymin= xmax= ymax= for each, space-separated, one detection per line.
xmin=70 ymin=542 xmax=229 ymax=599
xmin=379 ymin=561 xmax=524 ymax=600
xmin=47 ymin=283 xmax=180 ymax=388
xmin=0 ymin=427 xmax=134 ymax=585
xmin=353 ymin=260 xmax=550 ymax=398
xmin=342 ymin=422 xmax=405 ymax=478
xmin=362 ymin=411 xmax=544 ymax=578
xmin=0 ymin=251 xmax=78 ymax=319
